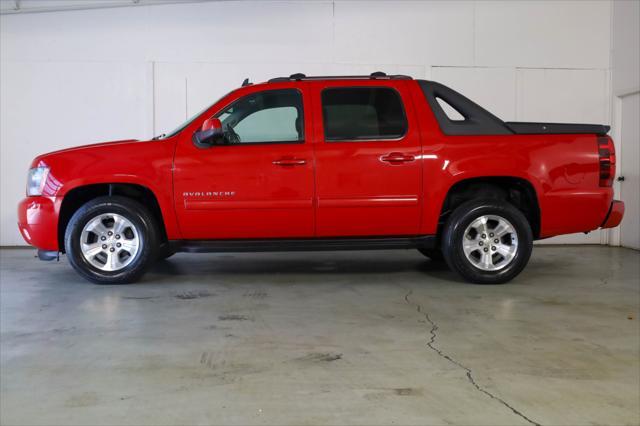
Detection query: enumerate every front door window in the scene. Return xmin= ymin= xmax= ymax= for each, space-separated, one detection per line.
xmin=216 ymin=89 xmax=304 ymax=144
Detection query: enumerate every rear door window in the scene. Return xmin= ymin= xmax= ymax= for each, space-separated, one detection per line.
xmin=321 ymin=87 xmax=407 ymax=141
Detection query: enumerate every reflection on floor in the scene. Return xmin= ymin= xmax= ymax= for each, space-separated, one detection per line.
xmin=1 ymin=246 xmax=638 ymax=426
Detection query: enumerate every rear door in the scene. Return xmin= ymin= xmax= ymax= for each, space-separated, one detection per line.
xmin=173 ymin=85 xmax=315 ymax=240
xmin=311 ymin=80 xmax=422 ymax=236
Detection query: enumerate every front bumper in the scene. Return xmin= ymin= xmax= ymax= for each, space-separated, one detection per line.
xmin=601 ymin=200 xmax=625 ymax=229
xmin=17 ymin=196 xmax=61 ymax=251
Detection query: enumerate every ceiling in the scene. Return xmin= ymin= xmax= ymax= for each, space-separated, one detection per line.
xmin=0 ymin=0 xmax=230 ymax=15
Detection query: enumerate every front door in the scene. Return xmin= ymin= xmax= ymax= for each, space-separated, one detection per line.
xmin=310 ymin=80 xmax=423 ymax=237
xmin=173 ymin=86 xmax=314 ymax=239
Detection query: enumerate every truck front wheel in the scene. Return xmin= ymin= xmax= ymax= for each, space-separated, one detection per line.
xmin=64 ymin=196 xmax=159 ymax=284
xmin=441 ymin=199 xmax=533 ymax=284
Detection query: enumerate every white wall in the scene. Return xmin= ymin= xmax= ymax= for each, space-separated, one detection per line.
xmin=612 ymin=0 xmax=640 ymax=96
xmin=0 ymin=0 xmax=613 ymax=246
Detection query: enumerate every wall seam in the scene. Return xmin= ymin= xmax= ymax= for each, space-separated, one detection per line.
xmin=151 ymin=61 xmax=156 ymax=136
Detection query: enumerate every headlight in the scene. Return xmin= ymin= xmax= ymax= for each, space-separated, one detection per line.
xmin=26 ymin=167 xmax=50 ymax=196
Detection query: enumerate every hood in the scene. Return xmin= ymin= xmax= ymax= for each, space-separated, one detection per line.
xmin=31 ymin=139 xmax=146 ymax=168
xmin=26 ymin=137 xmax=175 ymax=199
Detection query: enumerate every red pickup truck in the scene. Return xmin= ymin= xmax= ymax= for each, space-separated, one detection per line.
xmin=18 ymin=73 xmax=624 ymax=285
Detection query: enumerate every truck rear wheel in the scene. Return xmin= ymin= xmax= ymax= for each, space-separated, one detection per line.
xmin=441 ymin=198 xmax=532 ymax=284
xmin=64 ymin=196 xmax=159 ymax=284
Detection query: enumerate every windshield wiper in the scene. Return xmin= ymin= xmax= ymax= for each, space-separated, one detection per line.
xmin=151 ymin=133 xmax=166 ymax=140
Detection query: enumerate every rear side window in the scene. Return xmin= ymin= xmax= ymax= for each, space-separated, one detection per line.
xmin=322 ymin=87 xmax=407 ymax=141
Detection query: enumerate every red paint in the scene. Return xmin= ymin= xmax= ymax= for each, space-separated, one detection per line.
xmin=201 ymin=117 xmax=222 ymax=133
xmin=602 ymin=200 xmax=624 ymax=229
xmin=17 ymin=78 xmax=624 ymax=252
xmin=17 ymin=196 xmax=61 ymax=250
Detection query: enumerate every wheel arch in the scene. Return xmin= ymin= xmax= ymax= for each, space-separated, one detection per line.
xmin=438 ymin=176 xmax=541 ymax=239
xmin=58 ymin=183 xmax=168 ymax=253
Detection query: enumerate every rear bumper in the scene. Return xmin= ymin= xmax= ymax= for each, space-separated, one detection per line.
xmin=601 ymin=200 xmax=625 ymax=229
xmin=17 ymin=196 xmax=60 ymax=251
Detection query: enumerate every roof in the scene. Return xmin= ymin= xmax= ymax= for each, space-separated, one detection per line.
xmin=267 ymin=72 xmax=412 ymax=83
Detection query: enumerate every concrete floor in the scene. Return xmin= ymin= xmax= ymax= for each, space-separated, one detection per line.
xmin=0 ymin=246 xmax=638 ymax=426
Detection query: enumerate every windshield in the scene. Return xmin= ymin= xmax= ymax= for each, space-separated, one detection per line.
xmin=161 ymin=103 xmax=214 ymax=139
xmin=158 ymin=92 xmax=230 ymax=139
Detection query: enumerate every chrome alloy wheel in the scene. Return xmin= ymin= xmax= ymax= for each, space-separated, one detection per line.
xmin=462 ymin=215 xmax=518 ymax=271
xmin=80 ymin=213 xmax=141 ymax=272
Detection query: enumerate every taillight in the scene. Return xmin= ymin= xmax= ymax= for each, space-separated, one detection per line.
xmin=598 ymin=136 xmax=616 ymax=187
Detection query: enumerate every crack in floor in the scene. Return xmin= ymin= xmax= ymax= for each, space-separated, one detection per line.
xmin=404 ymin=290 xmax=541 ymax=426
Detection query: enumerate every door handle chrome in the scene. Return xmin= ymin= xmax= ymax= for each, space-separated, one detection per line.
xmin=273 ymin=158 xmax=306 ymax=166
xmin=380 ymin=152 xmax=415 ymax=164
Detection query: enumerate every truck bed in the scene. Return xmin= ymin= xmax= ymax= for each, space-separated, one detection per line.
xmin=418 ymin=80 xmax=610 ymax=136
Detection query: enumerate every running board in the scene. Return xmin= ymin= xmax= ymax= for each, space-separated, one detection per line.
xmin=171 ymin=236 xmax=436 ymax=253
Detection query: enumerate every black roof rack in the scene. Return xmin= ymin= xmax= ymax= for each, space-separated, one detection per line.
xmin=268 ymin=72 xmax=412 ymax=83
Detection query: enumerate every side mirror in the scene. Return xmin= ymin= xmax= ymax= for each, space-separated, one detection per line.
xmin=193 ymin=117 xmax=223 ymax=148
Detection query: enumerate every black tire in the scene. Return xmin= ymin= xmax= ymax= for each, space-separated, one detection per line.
xmin=417 ymin=248 xmax=445 ymax=261
xmin=442 ymin=198 xmax=533 ymax=284
xmin=64 ymin=196 xmax=159 ymax=284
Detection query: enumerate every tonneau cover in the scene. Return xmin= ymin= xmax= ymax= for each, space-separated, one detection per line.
xmin=505 ymin=122 xmax=610 ymax=136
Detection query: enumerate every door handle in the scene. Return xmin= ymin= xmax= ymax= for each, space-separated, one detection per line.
xmin=273 ymin=158 xmax=306 ymax=166
xmin=380 ymin=152 xmax=415 ymax=164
